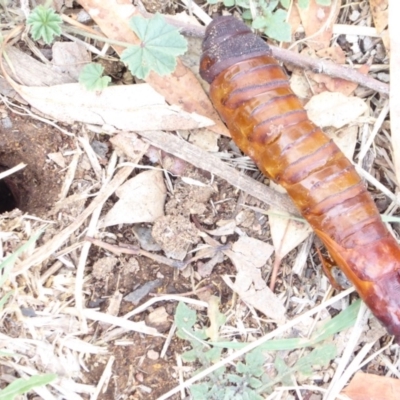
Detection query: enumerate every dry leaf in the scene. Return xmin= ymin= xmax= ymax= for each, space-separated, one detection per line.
xmin=325 ymin=125 xmax=358 ymax=161
xmin=100 ymin=170 xmax=166 ymax=228
xmin=305 ymin=92 xmax=368 ymax=129
xmin=77 ymin=0 xmax=229 ymax=136
xmin=223 ymin=236 xmax=286 ymax=322
xmin=4 ymin=46 xmax=75 ymax=86
xmin=342 ymin=372 xmax=400 ymax=400
xmin=12 ymin=83 xmax=213 ymax=131
xmin=296 ymin=0 xmax=341 ymax=50
xmin=110 ymin=132 xmax=151 ymax=161
xmin=52 ymin=42 xmax=90 ymax=80
xmin=269 ymin=184 xmax=312 ymax=262
xmin=369 ymin=0 xmax=388 ymax=33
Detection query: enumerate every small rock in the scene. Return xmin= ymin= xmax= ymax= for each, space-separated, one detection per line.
xmin=145 ymin=306 xmax=171 ymax=332
xmin=147 ymin=349 xmax=159 ymax=360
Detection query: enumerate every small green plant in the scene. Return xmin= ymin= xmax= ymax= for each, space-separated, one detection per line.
xmin=175 ymin=301 xmax=268 ymax=399
xmin=252 ymin=0 xmax=291 ymax=42
xmin=207 ymin=0 xmax=332 ymax=42
xmin=121 ymin=13 xmax=187 ymax=80
xmin=174 ymin=298 xmax=358 ymax=398
xmin=78 ymin=63 xmax=111 ymax=91
xmin=26 ymin=5 xmax=62 ymax=45
xmin=0 ymin=374 xmax=57 ymax=400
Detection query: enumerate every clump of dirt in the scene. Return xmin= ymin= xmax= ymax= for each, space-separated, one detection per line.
xmin=0 ymin=113 xmax=69 ymax=216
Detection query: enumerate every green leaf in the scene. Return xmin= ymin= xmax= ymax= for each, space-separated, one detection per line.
xmin=236 ymin=0 xmax=250 ymax=7
xmin=227 ymin=373 xmax=243 ymax=384
xmin=26 ymin=6 xmax=62 ymax=45
xmin=295 ymin=343 xmax=337 ymax=376
xmin=317 ymin=0 xmax=331 ymax=5
xmin=175 ymin=302 xmax=197 ymax=330
xmin=181 ymin=349 xmax=198 ymax=362
xmin=298 ymin=0 xmax=310 ymax=8
xmin=0 ymin=229 xmax=44 ymax=287
xmin=242 ymin=387 xmax=264 ymax=400
xmin=121 ymin=13 xmax=187 ymax=79
xmin=265 ymin=0 xmax=280 ymax=12
xmin=280 ymin=0 xmax=291 ymax=9
xmin=263 ymin=9 xmax=291 ymax=42
xmin=204 ymin=346 xmax=222 ymax=363
xmin=248 ymin=376 xmax=263 ymax=389
xmin=236 ymin=361 xmax=248 ymax=374
xmin=190 ymin=383 xmax=211 ymax=399
xmin=274 ymin=357 xmax=292 ymax=386
xmin=252 ymin=16 xmax=268 ymax=30
xmin=0 ymin=290 xmax=14 ymax=312
xmin=0 ymin=374 xmax=57 ymax=400
xmin=79 ymin=63 xmax=111 ymax=91
xmin=223 ymin=0 xmax=236 ymax=6
xmin=242 ymin=10 xmax=253 ymax=19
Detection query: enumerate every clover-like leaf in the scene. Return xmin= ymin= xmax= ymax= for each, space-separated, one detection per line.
xmin=261 ymin=9 xmax=291 ymax=42
xmin=298 ymin=0 xmax=310 ymax=8
xmin=280 ymin=0 xmax=291 ymax=8
xmin=121 ymin=13 xmax=187 ymax=79
xmin=27 ymin=6 xmax=62 ymax=45
xmin=78 ymin=63 xmax=111 ymax=91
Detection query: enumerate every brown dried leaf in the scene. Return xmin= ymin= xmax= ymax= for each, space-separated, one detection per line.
xmin=369 ymin=0 xmax=388 ymax=33
xmin=296 ymin=0 xmax=341 ymax=50
xmin=342 ymin=372 xmax=400 ymax=400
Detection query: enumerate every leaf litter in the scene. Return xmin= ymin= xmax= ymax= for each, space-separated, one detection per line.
xmin=0 ymin=0 xmax=399 ymax=399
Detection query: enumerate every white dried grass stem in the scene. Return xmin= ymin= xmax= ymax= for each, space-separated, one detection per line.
xmin=161 ymin=323 xmax=177 ymax=359
xmin=354 ymin=164 xmax=398 ymax=205
xmin=326 ymin=340 xmax=376 ymax=400
xmin=324 ymin=302 xmax=370 ymax=399
xmin=123 ymin=295 xmax=208 ymax=319
xmin=78 ymin=135 xmax=102 ymax=179
xmin=357 ymin=100 xmax=390 ymax=162
xmin=90 ymin=356 xmax=115 ymax=400
xmin=332 ymin=24 xmax=380 ymax=37
xmin=0 ymin=162 xmax=26 ymax=180
xmin=180 ymin=0 xmax=212 ymax=25
xmin=59 ymin=151 xmax=81 ymax=202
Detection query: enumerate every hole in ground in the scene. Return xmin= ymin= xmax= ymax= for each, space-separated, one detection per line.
xmin=0 ymin=115 xmax=71 ymax=216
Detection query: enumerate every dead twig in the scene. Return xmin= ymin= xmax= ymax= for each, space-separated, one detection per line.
xmin=85 ymin=236 xmax=187 ymax=269
xmin=167 ymin=21 xmax=389 ymax=95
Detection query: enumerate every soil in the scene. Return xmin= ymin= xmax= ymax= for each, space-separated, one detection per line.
xmin=0 ymin=110 xmax=70 ymax=215
xmin=0 ymin=110 xmax=247 ymax=399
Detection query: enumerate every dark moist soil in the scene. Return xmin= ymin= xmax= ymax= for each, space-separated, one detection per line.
xmin=0 ymin=113 xmax=70 ymax=215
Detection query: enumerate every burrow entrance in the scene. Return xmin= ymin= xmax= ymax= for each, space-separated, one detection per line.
xmin=0 ymin=114 xmax=69 ymax=216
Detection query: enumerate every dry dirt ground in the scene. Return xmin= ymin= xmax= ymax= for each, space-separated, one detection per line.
xmin=0 ymin=110 xmax=293 ymax=399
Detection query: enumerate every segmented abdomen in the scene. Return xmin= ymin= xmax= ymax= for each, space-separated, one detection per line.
xmin=200 ymin=16 xmax=400 ymax=342
xmin=210 ymin=54 xmax=384 ymax=250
